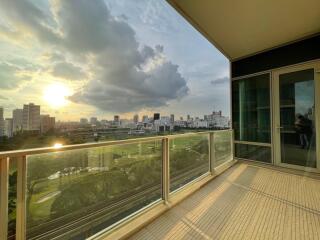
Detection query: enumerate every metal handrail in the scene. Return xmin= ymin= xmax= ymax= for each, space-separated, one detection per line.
xmin=0 ymin=130 xmax=230 ymax=158
xmin=0 ymin=129 xmax=233 ymax=240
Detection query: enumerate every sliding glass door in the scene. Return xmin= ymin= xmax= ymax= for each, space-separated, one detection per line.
xmin=273 ymin=62 xmax=320 ymax=171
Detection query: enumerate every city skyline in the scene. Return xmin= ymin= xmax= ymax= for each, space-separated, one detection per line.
xmin=0 ymin=102 xmax=229 ymax=139
xmin=0 ymin=103 xmax=229 ymax=123
xmin=0 ymin=0 xmax=229 ymax=121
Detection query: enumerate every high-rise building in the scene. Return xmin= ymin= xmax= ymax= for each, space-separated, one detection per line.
xmin=113 ymin=115 xmax=120 ymax=126
xmin=170 ymin=114 xmax=175 ymax=123
xmin=40 ymin=115 xmax=55 ymax=133
xmin=90 ymin=117 xmax=98 ymax=125
xmin=114 ymin=115 xmax=120 ymax=122
xmin=212 ymin=110 xmax=222 ymax=117
xmin=80 ymin=118 xmax=88 ymax=124
xmin=12 ymin=109 xmax=23 ymax=133
xmin=187 ymin=114 xmax=191 ymax=120
xmin=4 ymin=118 xmax=13 ymax=138
xmin=133 ymin=114 xmax=139 ymax=124
xmin=0 ymin=107 xmax=4 ymax=136
xmin=142 ymin=115 xmax=149 ymax=123
xmin=22 ymin=103 xmax=40 ymax=131
xmin=153 ymin=113 xmax=160 ymax=120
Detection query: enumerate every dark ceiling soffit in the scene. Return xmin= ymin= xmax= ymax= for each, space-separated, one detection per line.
xmin=232 ymin=32 xmax=320 ymax=62
xmin=166 ymin=0 xmax=232 ymax=60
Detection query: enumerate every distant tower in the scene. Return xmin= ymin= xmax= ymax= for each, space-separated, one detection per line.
xmin=133 ymin=114 xmax=139 ymax=124
xmin=12 ymin=109 xmax=23 ymax=132
xmin=142 ymin=115 xmax=149 ymax=123
xmin=40 ymin=115 xmax=55 ymax=133
xmin=170 ymin=114 xmax=175 ymax=123
xmin=4 ymin=118 xmax=13 ymax=137
xmin=90 ymin=117 xmax=98 ymax=125
xmin=153 ymin=113 xmax=160 ymax=120
xmin=22 ymin=103 xmax=40 ymax=131
xmin=80 ymin=118 xmax=88 ymax=124
xmin=114 ymin=115 xmax=120 ymax=122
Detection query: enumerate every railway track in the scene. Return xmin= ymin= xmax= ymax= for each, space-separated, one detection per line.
xmin=13 ymin=164 xmax=208 ymax=240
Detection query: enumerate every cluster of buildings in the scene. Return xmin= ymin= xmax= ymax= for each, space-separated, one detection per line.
xmin=0 ymin=103 xmax=229 ymax=139
xmin=77 ymin=110 xmax=230 ymax=133
xmin=0 ymin=103 xmax=55 ymax=138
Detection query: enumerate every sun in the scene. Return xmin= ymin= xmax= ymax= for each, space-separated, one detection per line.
xmin=43 ymin=83 xmax=71 ymax=108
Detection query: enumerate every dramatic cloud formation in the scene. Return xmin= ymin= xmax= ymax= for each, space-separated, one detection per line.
xmin=0 ymin=0 xmax=189 ymax=113
xmin=52 ymin=61 xmax=86 ymax=80
xmin=0 ymin=0 xmax=230 ymax=119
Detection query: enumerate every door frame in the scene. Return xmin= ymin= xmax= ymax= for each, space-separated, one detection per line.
xmin=272 ymin=61 xmax=320 ymax=172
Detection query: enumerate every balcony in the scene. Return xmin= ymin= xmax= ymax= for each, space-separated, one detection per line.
xmin=0 ymin=130 xmax=234 ymax=240
xmin=129 ymin=162 xmax=320 ymax=240
xmin=2 ymin=129 xmax=320 ymax=240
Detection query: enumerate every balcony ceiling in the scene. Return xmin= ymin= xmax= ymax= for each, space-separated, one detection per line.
xmin=168 ymin=0 xmax=320 ymax=60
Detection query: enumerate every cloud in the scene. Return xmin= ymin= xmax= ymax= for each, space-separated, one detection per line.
xmin=54 ymin=0 xmax=189 ymax=112
xmin=0 ymin=62 xmax=31 ymax=89
xmin=41 ymin=51 xmax=66 ymax=62
xmin=0 ymin=0 xmax=189 ymax=113
xmin=0 ymin=95 xmax=8 ymax=100
xmin=0 ymin=0 xmax=59 ymax=44
xmin=52 ymin=61 xmax=86 ymax=80
xmin=210 ymin=77 xmax=229 ymax=85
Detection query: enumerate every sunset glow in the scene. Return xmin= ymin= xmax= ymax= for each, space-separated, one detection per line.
xmin=43 ymin=84 xmax=71 ymax=108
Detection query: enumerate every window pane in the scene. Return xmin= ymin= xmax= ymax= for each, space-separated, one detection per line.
xmin=235 ymin=143 xmax=271 ymax=163
xmin=279 ymin=69 xmax=316 ymax=167
xmin=170 ymin=134 xmax=209 ymax=192
xmin=26 ymin=141 xmax=162 ymax=239
xmin=232 ymin=74 xmax=271 ymax=143
xmin=214 ymin=131 xmax=233 ymax=167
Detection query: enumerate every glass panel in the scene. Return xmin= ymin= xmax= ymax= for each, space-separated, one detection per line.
xmin=170 ymin=134 xmax=209 ymax=192
xmin=26 ymin=141 xmax=162 ymax=239
xmin=232 ymin=74 xmax=271 ymax=143
xmin=279 ymin=69 xmax=316 ymax=168
xmin=235 ymin=144 xmax=271 ymax=163
xmin=214 ymin=131 xmax=233 ymax=167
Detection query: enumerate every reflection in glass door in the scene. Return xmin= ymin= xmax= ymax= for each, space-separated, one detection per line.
xmin=278 ymin=69 xmax=316 ymax=168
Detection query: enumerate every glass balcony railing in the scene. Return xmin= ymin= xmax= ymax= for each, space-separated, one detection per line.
xmin=0 ymin=130 xmax=233 ymax=240
xmin=169 ymin=133 xmax=209 ymax=192
xmin=214 ymin=130 xmax=233 ymax=167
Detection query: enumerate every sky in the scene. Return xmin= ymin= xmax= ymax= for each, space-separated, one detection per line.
xmin=0 ymin=0 xmax=229 ymax=121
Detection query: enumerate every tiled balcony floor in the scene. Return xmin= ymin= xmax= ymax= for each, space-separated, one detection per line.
xmin=129 ymin=162 xmax=320 ymax=240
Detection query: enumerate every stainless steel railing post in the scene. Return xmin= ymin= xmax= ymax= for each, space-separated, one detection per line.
xmin=209 ymin=132 xmax=216 ymax=175
xmin=162 ymin=138 xmax=170 ymax=204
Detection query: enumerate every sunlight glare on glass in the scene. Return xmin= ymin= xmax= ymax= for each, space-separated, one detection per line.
xmin=53 ymin=143 xmax=63 ymax=149
xmin=43 ymin=83 xmax=71 ymax=108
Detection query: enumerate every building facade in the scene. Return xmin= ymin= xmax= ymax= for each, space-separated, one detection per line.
xmin=12 ymin=109 xmax=23 ymax=133
xmin=40 ymin=115 xmax=56 ymax=134
xmin=4 ymin=118 xmax=13 ymax=138
xmin=22 ymin=103 xmax=40 ymax=131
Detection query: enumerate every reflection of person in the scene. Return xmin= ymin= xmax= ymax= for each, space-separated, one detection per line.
xmin=295 ymin=115 xmax=311 ymax=149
